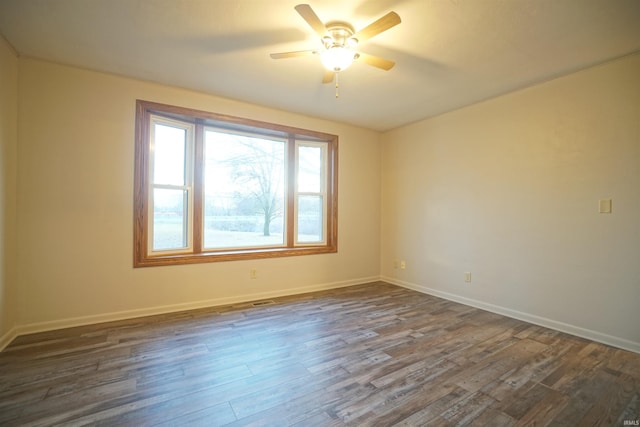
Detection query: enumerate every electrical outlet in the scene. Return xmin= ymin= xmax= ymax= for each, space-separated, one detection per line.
xmin=250 ymin=268 xmax=257 ymax=279
xmin=400 ymin=260 xmax=406 ymax=270
xmin=464 ymin=272 xmax=471 ymax=283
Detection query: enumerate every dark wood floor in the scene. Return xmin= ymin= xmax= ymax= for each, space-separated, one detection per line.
xmin=1 ymin=282 xmax=639 ymax=426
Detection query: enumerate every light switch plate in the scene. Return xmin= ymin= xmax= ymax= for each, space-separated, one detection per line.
xmin=599 ymin=199 xmax=612 ymax=214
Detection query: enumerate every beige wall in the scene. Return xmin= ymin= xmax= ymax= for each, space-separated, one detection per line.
xmin=14 ymin=58 xmax=381 ymax=332
xmin=381 ymin=53 xmax=640 ymax=351
xmin=0 ymin=36 xmax=18 ymax=346
xmin=3 ymin=52 xmax=638 ymax=353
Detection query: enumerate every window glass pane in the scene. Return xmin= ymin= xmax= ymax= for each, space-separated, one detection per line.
xmin=153 ymin=124 xmax=186 ymax=186
xmin=297 ymin=195 xmax=323 ymax=243
xmin=153 ymin=188 xmax=188 ymax=251
xmin=203 ymin=130 xmax=285 ymax=249
xmin=297 ymin=145 xmax=322 ymax=193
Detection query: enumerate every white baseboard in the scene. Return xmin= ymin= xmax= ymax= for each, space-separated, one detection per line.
xmin=1 ymin=276 xmax=379 ymax=351
xmin=6 ymin=275 xmax=637 ymax=355
xmin=381 ymin=275 xmax=640 ymax=354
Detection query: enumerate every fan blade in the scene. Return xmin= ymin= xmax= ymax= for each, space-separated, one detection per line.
xmin=357 ymin=52 xmax=395 ymax=70
xmin=295 ymin=4 xmax=327 ymax=38
xmin=322 ymin=70 xmax=335 ymax=84
xmin=270 ymin=49 xmax=317 ymax=59
xmin=353 ymin=11 xmax=401 ymax=43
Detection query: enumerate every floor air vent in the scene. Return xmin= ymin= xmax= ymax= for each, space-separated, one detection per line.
xmin=251 ymin=300 xmax=275 ymax=307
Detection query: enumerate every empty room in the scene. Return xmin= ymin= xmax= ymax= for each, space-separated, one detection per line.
xmin=0 ymin=0 xmax=639 ymax=425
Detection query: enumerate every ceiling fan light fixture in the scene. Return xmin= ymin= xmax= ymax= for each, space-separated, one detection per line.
xmin=270 ymin=4 xmax=401 ymax=92
xmin=320 ymin=46 xmax=357 ymax=72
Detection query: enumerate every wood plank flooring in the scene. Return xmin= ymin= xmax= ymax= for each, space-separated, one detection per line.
xmin=1 ymin=282 xmax=639 ymax=426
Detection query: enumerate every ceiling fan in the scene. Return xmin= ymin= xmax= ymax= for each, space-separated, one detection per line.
xmin=270 ymin=4 xmax=401 ymax=85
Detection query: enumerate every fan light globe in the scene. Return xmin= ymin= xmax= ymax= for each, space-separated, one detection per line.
xmin=321 ymin=46 xmax=356 ymax=72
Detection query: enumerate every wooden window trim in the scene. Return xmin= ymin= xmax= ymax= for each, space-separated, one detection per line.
xmin=133 ymin=100 xmax=338 ymax=267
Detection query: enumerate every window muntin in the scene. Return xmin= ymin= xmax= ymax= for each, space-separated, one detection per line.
xmin=134 ymin=100 xmax=338 ymax=267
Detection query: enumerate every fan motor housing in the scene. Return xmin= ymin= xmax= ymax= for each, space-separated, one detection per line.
xmin=323 ymin=21 xmax=357 ymax=48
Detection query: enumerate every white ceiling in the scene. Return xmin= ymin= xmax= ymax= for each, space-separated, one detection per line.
xmin=1 ymin=0 xmax=639 ymax=131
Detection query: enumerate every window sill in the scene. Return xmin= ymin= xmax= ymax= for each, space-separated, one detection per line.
xmin=134 ymin=245 xmax=338 ymax=268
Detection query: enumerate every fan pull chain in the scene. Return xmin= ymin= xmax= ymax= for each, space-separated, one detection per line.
xmin=335 ymin=72 xmax=340 ymax=99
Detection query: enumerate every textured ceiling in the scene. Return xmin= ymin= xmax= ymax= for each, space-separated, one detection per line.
xmin=1 ymin=0 xmax=639 ymax=131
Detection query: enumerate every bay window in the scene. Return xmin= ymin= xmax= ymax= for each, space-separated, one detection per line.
xmin=134 ymin=100 xmax=338 ymax=267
